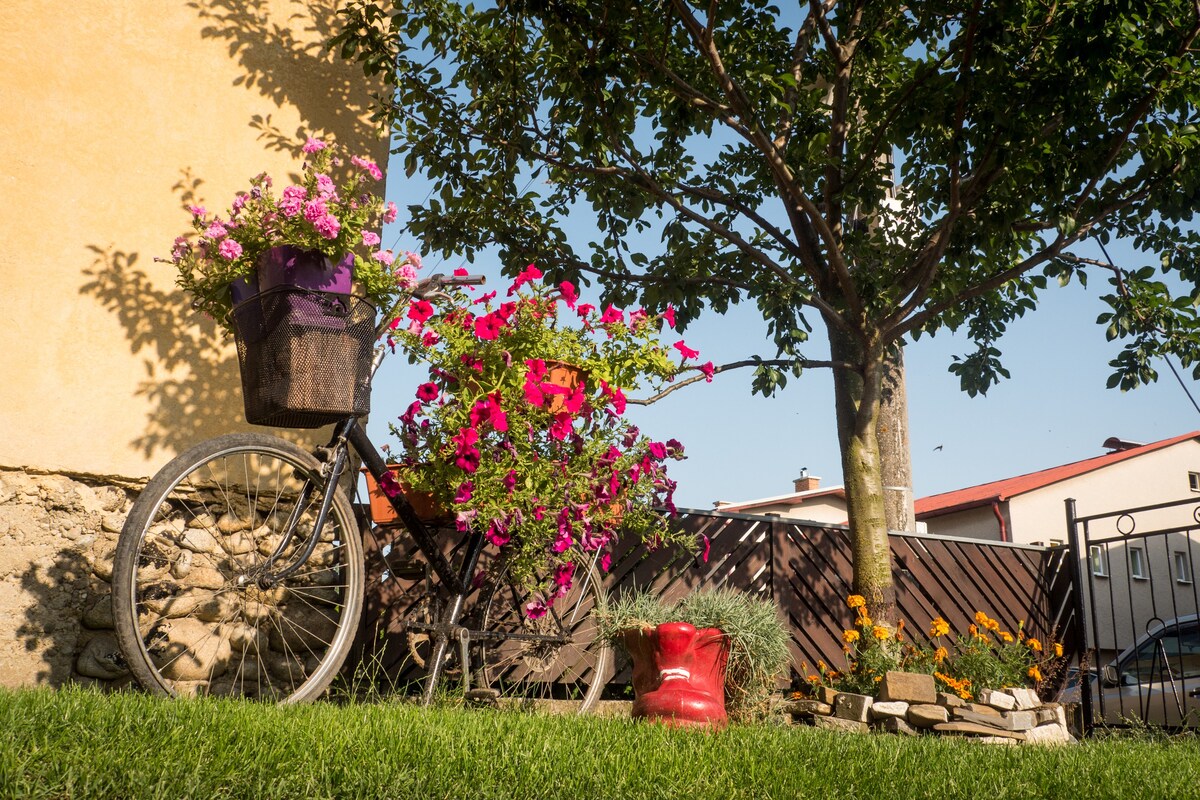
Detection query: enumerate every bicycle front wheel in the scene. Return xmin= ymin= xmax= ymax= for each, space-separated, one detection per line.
xmin=475 ymin=561 xmax=612 ymax=713
xmin=112 ymin=433 xmax=364 ymax=703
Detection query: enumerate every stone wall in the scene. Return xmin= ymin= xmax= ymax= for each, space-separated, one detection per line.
xmin=0 ymin=470 xmax=134 ymax=689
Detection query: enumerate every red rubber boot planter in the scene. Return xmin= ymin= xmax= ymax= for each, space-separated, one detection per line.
xmin=623 ymin=622 xmax=730 ymax=728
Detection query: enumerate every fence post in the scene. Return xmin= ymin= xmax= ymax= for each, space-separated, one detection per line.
xmin=1064 ymin=497 xmax=1094 ymax=737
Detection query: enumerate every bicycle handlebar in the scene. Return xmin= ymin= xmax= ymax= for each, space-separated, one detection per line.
xmin=412 ymin=272 xmax=486 ymax=301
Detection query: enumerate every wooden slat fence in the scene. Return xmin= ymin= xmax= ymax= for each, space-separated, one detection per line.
xmin=353 ymin=507 xmax=1078 ymax=691
xmin=607 ymin=510 xmax=1079 ymax=689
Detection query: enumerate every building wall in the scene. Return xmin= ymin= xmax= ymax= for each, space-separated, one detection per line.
xmin=0 ymin=0 xmax=386 ymax=481
xmin=921 ymin=504 xmax=1005 ymax=541
xmin=0 ymin=0 xmax=385 ymax=688
xmin=1007 ymin=442 xmax=1200 ymax=544
xmin=722 ymin=498 xmax=849 ymax=526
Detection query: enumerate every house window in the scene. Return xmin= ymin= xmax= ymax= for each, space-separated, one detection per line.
xmin=1175 ymin=551 xmax=1193 ymax=584
xmin=1090 ymin=545 xmax=1109 ymax=577
xmin=1129 ymin=546 xmax=1147 ymax=580
xmin=1190 ymin=471 xmax=1200 ymax=493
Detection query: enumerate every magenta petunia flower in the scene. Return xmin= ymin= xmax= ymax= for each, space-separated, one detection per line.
xmin=416 ymin=382 xmax=439 ymax=402
xmin=558 ymin=281 xmax=579 ymax=309
xmin=662 ymin=305 xmax=677 ymax=329
xmin=453 ymin=481 xmax=474 ymax=504
xmin=473 ymin=312 xmax=506 ymax=341
xmin=599 ymin=304 xmax=623 ymax=325
xmin=673 ymin=340 xmax=700 ymax=359
xmin=524 ymin=600 xmax=548 ymax=620
xmin=407 ymin=299 xmax=434 ymax=324
xmin=699 ymin=361 xmax=715 ymax=382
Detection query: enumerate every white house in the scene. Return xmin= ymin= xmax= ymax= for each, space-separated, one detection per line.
xmin=713 ymin=473 xmax=849 ymax=525
xmin=914 ymin=431 xmax=1200 ymax=544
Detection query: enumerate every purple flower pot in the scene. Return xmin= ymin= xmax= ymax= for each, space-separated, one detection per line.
xmin=257 ymin=246 xmax=354 ymax=294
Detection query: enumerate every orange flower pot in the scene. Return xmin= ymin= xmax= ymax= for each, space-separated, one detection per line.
xmin=544 ymin=360 xmax=586 ymax=414
xmin=361 ymin=466 xmax=448 ymax=526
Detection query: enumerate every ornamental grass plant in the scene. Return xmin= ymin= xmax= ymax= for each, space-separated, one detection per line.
xmin=803 ymin=596 xmax=1065 ymax=700
xmin=386 ymin=268 xmax=713 ymax=614
xmin=596 ymin=588 xmax=792 ymax=722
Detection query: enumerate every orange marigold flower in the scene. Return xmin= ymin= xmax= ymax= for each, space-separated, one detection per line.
xmin=930 ymin=617 xmax=950 ymax=637
xmin=999 ymin=631 xmax=1014 ymax=643
xmin=934 ymin=646 xmax=949 ymax=663
xmin=985 ymin=617 xmax=1001 ymax=632
xmin=843 ymin=629 xmax=860 ymax=644
xmin=1054 ymin=642 xmax=1064 ymax=658
xmin=817 ymin=660 xmax=827 ymax=672
xmin=1028 ymin=665 xmax=1043 ymax=682
xmin=872 ymin=625 xmax=890 ymax=640
xmin=968 ymin=624 xmax=978 ymax=636
xmin=1027 ymin=638 xmax=1043 ymax=652
xmin=974 ymin=611 xmax=990 ymax=627
xmin=847 ymin=595 xmax=866 ymax=609
xmin=807 ymin=674 xmax=819 ymax=684
xmin=856 ymin=614 xmax=873 ymax=628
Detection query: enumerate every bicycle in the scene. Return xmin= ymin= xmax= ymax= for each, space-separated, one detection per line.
xmin=111 ymin=273 xmax=613 ymax=709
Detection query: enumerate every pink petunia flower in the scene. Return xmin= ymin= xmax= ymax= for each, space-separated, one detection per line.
xmin=362 ymin=231 xmax=381 ymax=247
xmin=303 ymin=197 xmax=328 ymax=222
xmin=313 ymin=214 xmax=341 ymax=239
xmin=383 ymin=202 xmax=398 ymax=223
xmin=374 ymin=249 xmax=395 ymax=266
xmin=351 ymin=155 xmax=384 ymax=181
xmin=279 ymin=185 xmax=306 ymax=218
xmin=217 ymin=238 xmax=242 ymax=260
xmin=315 ymin=174 xmax=336 ymax=197
xmin=302 ymin=137 xmax=327 ymax=153
xmin=204 ymin=220 xmax=228 ymax=239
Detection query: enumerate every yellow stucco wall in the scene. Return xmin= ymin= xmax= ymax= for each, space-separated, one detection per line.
xmin=0 ymin=0 xmax=387 ymax=480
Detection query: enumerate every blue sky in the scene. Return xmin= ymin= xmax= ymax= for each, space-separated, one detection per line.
xmin=373 ymin=177 xmax=1200 ymax=513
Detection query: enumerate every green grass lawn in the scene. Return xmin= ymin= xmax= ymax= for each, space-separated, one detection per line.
xmin=1 ymin=686 xmax=1198 ymax=800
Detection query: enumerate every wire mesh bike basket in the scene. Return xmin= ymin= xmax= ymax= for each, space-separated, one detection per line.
xmin=230 ymin=286 xmax=376 ymax=428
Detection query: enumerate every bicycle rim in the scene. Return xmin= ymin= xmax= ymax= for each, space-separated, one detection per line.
xmin=112 ymin=433 xmax=363 ymax=703
xmin=476 ymin=561 xmax=612 ymax=714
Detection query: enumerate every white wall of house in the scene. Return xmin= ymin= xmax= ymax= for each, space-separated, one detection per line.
xmin=922 ymin=504 xmax=1006 ymax=541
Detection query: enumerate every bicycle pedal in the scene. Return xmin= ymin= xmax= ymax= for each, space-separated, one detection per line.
xmin=464 ymin=688 xmax=500 ymax=707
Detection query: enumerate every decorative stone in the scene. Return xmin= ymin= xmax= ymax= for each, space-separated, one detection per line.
xmin=907 ymin=704 xmax=950 ymax=728
xmin=815 ymin=686 xmax=839 ymax=706
xmin=813 ymin=715 xmax=869 ymax=734
xmin=963 ymin=702 xmax=1002 ymax=717
xmin=937 ymin=692 xmax=966 ymax=708
xmin=785 ymin=699 xmax=833 ymax=717
xmin=1006 ymin=687 xmax=1042 ymax=710
xmin=1003 ymin=710 xmax=1038 ymax=732
xmin=934 ymin=721 xmax=1026 ymax=741
xmin=976 ymin=736 xmax=1020 ymax=746
xmin=979 ymin=688 xmax=1017 ymax=711
xmin=869 ymin=701 xmax=910 ymax=720
xmin=880 ymin=716 xmax=919 ymax=736
xmin=833 ymin=692 xmax=874 ymax=723
xmin=1023 ymin=722 xmax=1073 ymax=745
xmin=1036 ymin=704 xmax=1068 ymax=727
xmin=75 ymin=633 xmax=128 ymax=679
xmin=952 ymin=708 xmax=1016 ymax=730
xmin=81 ymin=594 xmax=114 ymax=630
xmin=179 ymin=528 xmax=218 ymax=554
xmin=879 ymin=671 xmax=936 ymax=704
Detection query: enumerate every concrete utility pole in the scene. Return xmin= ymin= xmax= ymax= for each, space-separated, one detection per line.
xmin=878 ymin=346 xmax=916 ymax=533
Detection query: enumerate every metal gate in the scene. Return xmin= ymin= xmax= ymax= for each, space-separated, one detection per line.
xmin=1066 ymin=496 xmax=1200 ymax=734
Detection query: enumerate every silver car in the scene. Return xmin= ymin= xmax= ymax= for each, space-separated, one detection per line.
xmin=1067 ymin=615 xmax=1200 ymax=727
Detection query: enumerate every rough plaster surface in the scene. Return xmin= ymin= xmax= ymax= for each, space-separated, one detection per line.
xmin=0 ymin=469 xmax=133 ymax=688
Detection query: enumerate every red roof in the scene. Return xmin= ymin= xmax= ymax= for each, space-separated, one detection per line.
xmin=914 ymin=431 xmax=1200 ymax=519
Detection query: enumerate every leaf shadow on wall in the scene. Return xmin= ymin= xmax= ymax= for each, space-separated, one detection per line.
xmin=79 ymin=239 xmax=245 ymax=460
xmin=187 ymin=0 xmax=386 ymax=157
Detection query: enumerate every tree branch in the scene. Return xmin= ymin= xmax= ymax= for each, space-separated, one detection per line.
xmin=627 ymin=357 xmax=850 ymax=405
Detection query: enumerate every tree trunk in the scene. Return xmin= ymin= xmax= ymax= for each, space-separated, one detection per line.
xmin=828 ymin=326 xmax=898 ymax=626
xmin=878 ymin=346 xmax=916 ymax=533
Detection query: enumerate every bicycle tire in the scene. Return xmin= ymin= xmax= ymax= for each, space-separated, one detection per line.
xmin=112 ymin=433 xmax=364 ymax=703
xmin=475 ymin=561 xmax=612 ymax=714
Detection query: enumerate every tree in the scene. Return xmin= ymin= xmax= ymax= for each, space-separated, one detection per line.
xmin=333 ymin=0 xmax=1200 ymax=623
